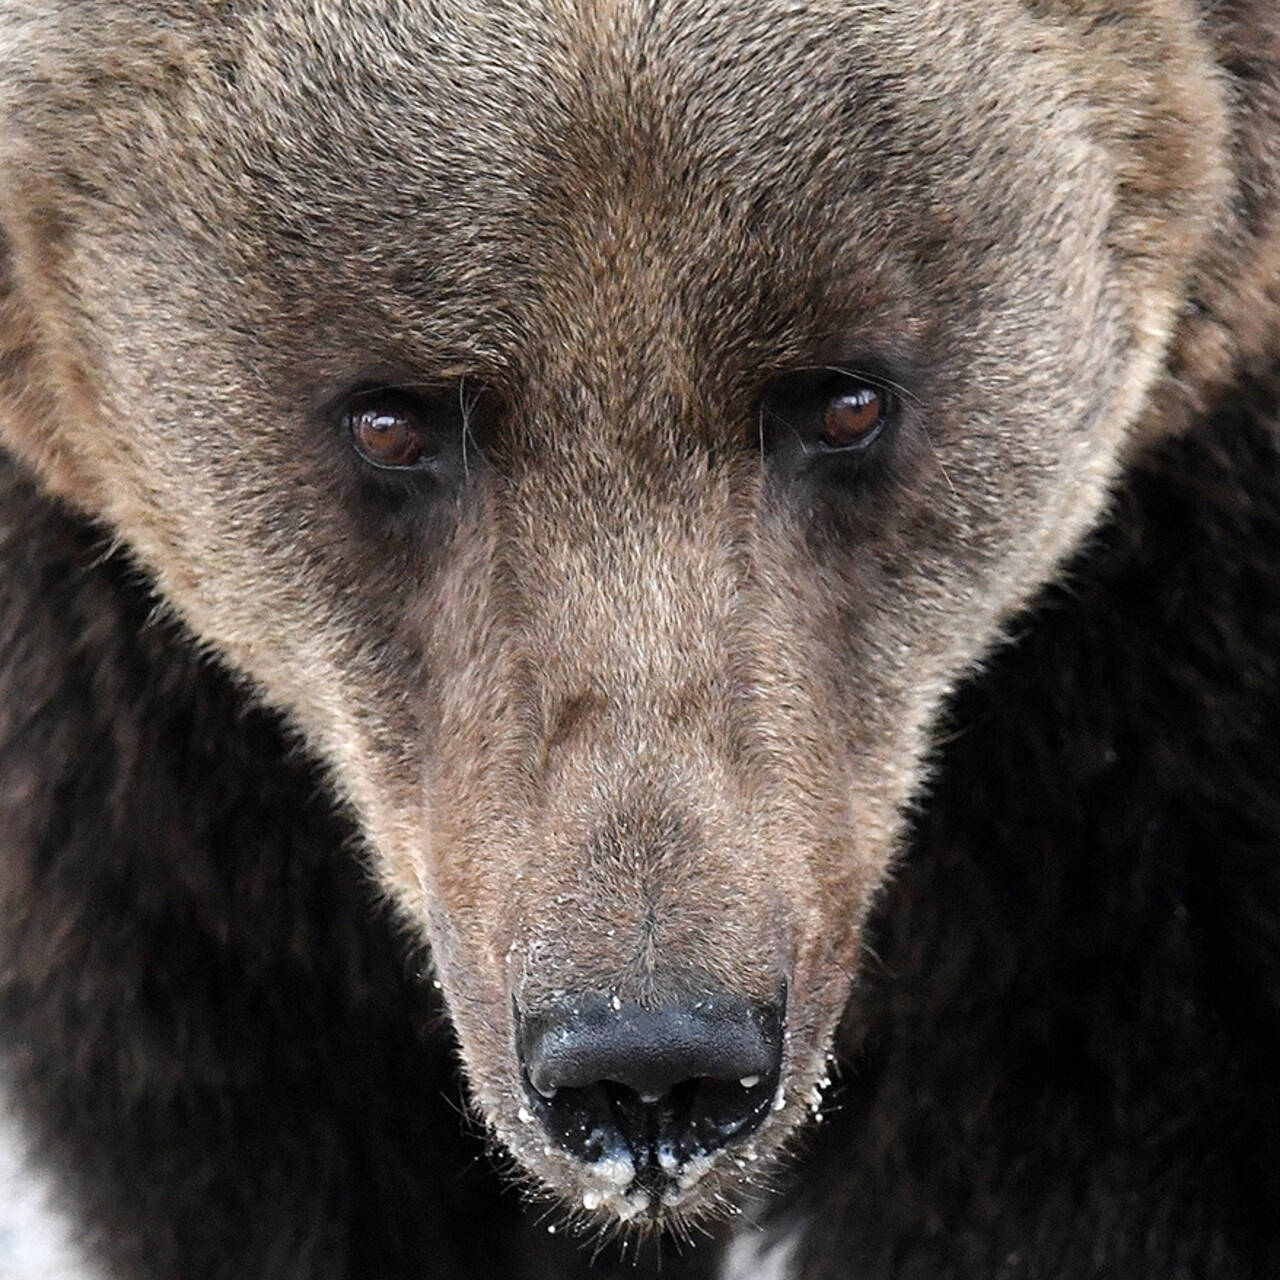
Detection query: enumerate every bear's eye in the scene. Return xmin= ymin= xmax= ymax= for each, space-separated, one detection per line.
xmin=761 ymin=369 xmax=901 ymax=468
xmin=345 ymin=390 xmax=432 ymax=469
xmin=820 ymin=384 xmax=887 ymax=451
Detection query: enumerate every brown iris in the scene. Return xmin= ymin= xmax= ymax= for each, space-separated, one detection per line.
xmin=348 ymin=397 xmax=426 ymax=468
xmin=821 ymin=385 xmax=885 ymax=449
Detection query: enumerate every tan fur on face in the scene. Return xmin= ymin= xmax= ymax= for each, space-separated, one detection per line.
xmin=0 ymin=0 xmax=1267 ymax=1225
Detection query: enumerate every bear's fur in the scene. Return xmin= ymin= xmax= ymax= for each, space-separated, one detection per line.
xmin=0 ymin=1 xmax=1278 ymax=1276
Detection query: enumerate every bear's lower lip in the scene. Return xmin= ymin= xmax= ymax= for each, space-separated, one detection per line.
xmin=570 ymin=1140 xmax=745 ymax=1220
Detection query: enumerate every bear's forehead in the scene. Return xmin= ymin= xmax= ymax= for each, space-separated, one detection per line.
xmin=7 ymin=0 xmax=1110 ymax=413
xmin=208 ymin=0 xmax=1060 ymax=245
xmin=201 ymin=2 xmax=937 ymax=311
xmin=176 ymin=3 xmax=1080 ymax=381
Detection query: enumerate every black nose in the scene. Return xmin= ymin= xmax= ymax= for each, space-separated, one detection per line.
xmin=516 ymin=991 xmax=784 ymax=1176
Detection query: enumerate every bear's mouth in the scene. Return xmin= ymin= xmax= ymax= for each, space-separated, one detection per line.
xmin=513 ymin=991 xmax=785 ymax=1217
xmin=522 ymin=1073 xmax=782 ymax=1213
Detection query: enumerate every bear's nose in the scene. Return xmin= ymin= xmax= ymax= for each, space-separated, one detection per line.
xmin=516 ymin=991 xmax=784 ymax=1181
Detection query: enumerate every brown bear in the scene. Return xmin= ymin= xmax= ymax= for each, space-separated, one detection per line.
xmin=0 ymin=1 xmax=1278 ymax=1276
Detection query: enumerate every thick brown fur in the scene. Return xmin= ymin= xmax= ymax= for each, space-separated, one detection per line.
xmin=0 ymin=1 xmax=1277 ymax=1276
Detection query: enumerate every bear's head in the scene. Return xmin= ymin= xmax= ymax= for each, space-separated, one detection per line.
xmin=0 ymin=0 xmax=1238 ymax=1226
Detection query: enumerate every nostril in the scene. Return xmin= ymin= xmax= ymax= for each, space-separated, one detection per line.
xmin=520 ymin=992 xmax=780 ymax=1098
xmin=515 ymin=991 xmax=784 ymax=1176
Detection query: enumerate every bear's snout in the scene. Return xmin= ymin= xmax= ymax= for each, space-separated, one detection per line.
xmin=515 ymin=991 xmax=784 ymax=1210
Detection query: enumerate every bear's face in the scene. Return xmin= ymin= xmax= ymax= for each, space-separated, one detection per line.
xmin=0 ymin=0 xmax=1226 ymax=1225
